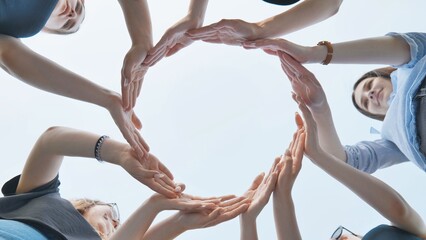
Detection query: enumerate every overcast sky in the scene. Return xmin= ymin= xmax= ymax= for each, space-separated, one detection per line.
xmin=1 ymin=0 xmax=425 ymax=239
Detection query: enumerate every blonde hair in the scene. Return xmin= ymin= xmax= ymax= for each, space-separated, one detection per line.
xmin=70 ymin=198 xmax=106 ymax=216
xmin=70 ymin=198 xmax=109 ymax=239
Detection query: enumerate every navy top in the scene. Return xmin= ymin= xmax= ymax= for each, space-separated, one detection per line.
xmin=0 ymin=0 xmax=59 ymax=38
xmin=0 ymin=175 xmax=101 ymax=240
xmin=363 ymin=224 xmax=422 ymax=240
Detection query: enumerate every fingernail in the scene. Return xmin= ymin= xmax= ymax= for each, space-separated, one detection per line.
xmin=154 ymin=173 xmax=165 ymax=179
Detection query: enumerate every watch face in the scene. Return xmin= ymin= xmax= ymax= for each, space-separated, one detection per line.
xmin=262 ymin=0 xmax=300 ymax=6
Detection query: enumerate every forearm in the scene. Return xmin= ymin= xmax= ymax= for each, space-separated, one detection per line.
xmin=256 ymin=0 xmax=342 ymax=38
xmin=308 ymin=36 xmax=411 ymax=65
xmin=239 ymin=216 xmax=258 ymax=240
xmin=142 ymin=214 xmax=186 ymax=240
xmin=311 ymin=104 xmax=346 ymax=162
xmin=273 ymin=193 xmax=302 ymax=240
xmin=18 ymin=127 xmax=126 ymax=193
xmin=112 ymin=198 xmax=162 ymax=240
xmin=0 ymin=35 xmax=118 ymax=109
xmin=187 ymin=0 xmax=209 ymax=20
xmin=117 ymin=0 xmax=153 ymax=47
xmin=314 ymin=151 xmax=426 ymax=237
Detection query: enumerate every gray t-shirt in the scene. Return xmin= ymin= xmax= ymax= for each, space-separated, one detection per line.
xmin=0 ymin=175 xmax=100 ymax=240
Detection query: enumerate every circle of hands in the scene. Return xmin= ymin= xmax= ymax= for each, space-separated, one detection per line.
xmin=115 ymin=17 xmax=326 ymax=226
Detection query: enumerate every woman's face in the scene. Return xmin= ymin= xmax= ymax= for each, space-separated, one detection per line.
xmin=353 ymin=76 xmax=393 ymax=116
xmin=43 ymin=0 xmax=85 ymax=34
xmin=84 ymin=204 xmax=119 ymax=239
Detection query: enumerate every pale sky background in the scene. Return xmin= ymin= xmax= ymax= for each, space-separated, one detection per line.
xmin=1 ymin=0 xmax=425 ymax=239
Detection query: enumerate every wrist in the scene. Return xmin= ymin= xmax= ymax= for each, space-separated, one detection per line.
xmin=100 ymin=138 xmax=128 ymax=166
xmin=311 ymin=43 xmax=332 ymax=64
xmin=240 ymin=213 xmax=257 ymax=226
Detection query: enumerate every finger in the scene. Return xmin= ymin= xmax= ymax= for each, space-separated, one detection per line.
xmin=147 ymin=180 xmax=178 ymax=198
xmin=248 ymin=172 xmax=265 ymax=191
xmin=293 ymin=132 xmax=306 ymax=172
xmin=144 ymin=43 xmax=168 ymax=66
xmin=295 ymin=112 xmax=304 ymax=130
xmin=205 ymin=203 xmax=249 ymax=227
xmin=186 ymin=25 xmax=218 ymax=38
xmin=166 ymin=42 xmax=187 ymax=57
xmin=155 ymin=173 xmax=176 ymax=190
xmin=154 ymin=176 xmax=178 ymax=193
xmin=262 ymin=49 xmax=279 ymax=56
xmin=121 ymin=78 xmax=131 ymax=110
xmin=218 ymin=196 xmax=247 ymax=208
xmin=130 ymin=131 xmax=147 ymax=158
xmin=131 ymin=111 xmax=142 ymax=130
xmin=131 ymin=80 xmax=140 ymax=109
xmin=123 ymin=131 xmax=144 ymax=159
xmin=157 ymin=160 xmax=174 ymax=180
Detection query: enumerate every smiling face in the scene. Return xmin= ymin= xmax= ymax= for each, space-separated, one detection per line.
xmin=43 ymin=0 xmax=85 ymax=34
xmin=353 ymin=76 xmax=393 ymax=116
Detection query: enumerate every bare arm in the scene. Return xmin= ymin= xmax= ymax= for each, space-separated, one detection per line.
xmin=0 ymin=35 xmax=115 ymax=108
xmin=188 ymin=0 xmax=342 ymax=46
xmin=117 ymin=0 xmax=153 ymax=109
xmin=0 ymin=35 xmax=149 ymax=158
xmin=273 ymin=114 xmax=304 ymax=240
xmin=296 ymin=94 xmax=426 ymax=238
xmin=117 ymin=0 xmax=152 ymax=47
xmin=16 ymin=126 xmax=180 ymax=197
xmin=256 ymin=0 xmax=343 ymax=38
xmin=245 ymin=35 xmax=411 ymax=66
xmin=144 ymin=196 xmax=250 ymax=240
xmin=280 ymin=52 xmax=346 ymax=161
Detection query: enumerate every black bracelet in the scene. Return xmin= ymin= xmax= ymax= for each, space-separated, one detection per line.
xmin=94 ymin=135 xmax=110 ymax=163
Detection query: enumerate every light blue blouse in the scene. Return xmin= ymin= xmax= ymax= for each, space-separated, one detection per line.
xmin=345 ymin=32 xmax=426 ymax=173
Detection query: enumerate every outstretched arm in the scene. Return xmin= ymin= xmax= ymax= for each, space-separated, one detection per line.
xmin=143 ymin=195 xmax=249 ymax=240
xmin=273 ymin=113 xmax=305 ymax=240
xmin=239 ymin=160 xmax=281 ymax=240
xmin=188 ymin=0 xmax=342 ymax=46
xmin=111 ymin=193 xmax=219 ymax=240
xmin=0 ymin=35 xmax=149 ymax=158
xmin=117 ymin=0 xmax=153 ymax=110
xmin=296 ymin=95 xmax=426 ymax=238
xmin=279 ymin=52 xmax=346 ymax=161
xmin=143 ymin=0 xmax=209 ymax=66
xmin=244 ymin=34 xmax=411 ymax=66
xmin=16 ymin=127 xmax=180 ymax=198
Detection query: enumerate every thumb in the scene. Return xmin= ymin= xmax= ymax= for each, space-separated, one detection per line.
xmin=131 ymin=111 xmax=142 ymax=130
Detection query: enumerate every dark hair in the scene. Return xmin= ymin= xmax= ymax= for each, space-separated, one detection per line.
xmin=351 ymin=67 xmax=396 ymax=121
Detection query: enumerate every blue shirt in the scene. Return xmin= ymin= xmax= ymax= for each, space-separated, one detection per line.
xmin=345 ymin=32 xmax=426 ymax=173
xmin=0 ymin=0 xmax=59 ymax=38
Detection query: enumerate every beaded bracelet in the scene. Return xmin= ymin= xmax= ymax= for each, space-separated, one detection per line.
xmin=94 ymin=135 xmax=110 ymax=163
xmin=317 ymin=41 xmax=333 ymax=65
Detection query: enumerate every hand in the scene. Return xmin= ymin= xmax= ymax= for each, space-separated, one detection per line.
xmin=293 ymin=94 xmax=324 ymax=163
xmin=146 ymin=193 xmax=222 ymax=213
xmin=121 ymin=44 xmax=151 ymax=110
xmin=107 ymin=94 xmax=149 ymax=159
xmin=243 ymin=38 xmax=312 ymax=63
xmin=275 ymin=113 xmax=305 ymax=195
xmin=143 ymin=15 xmax=204 ymax=67
xmin=241 ymin=160 xmax=281 ymax=221
xmin=279 ymin=52 xmax=327 ymax=112
xmin=187 ymin=19 xmax=262 ymax=46
xmin=118 ymin=149 xmax=182 ymax=198
xmin=175 ymin=195 xmax=250 ymax=231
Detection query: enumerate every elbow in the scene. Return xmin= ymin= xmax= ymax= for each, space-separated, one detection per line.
xmin=324 ymin=0 xmax=343 ymax=17
xmin=0 ymin=35 xmax=19 ymax=59
xmin=387 ymin=196 xmax=413 ymax=226
xmin=38 ymin=126 xmax=66 ymax=146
